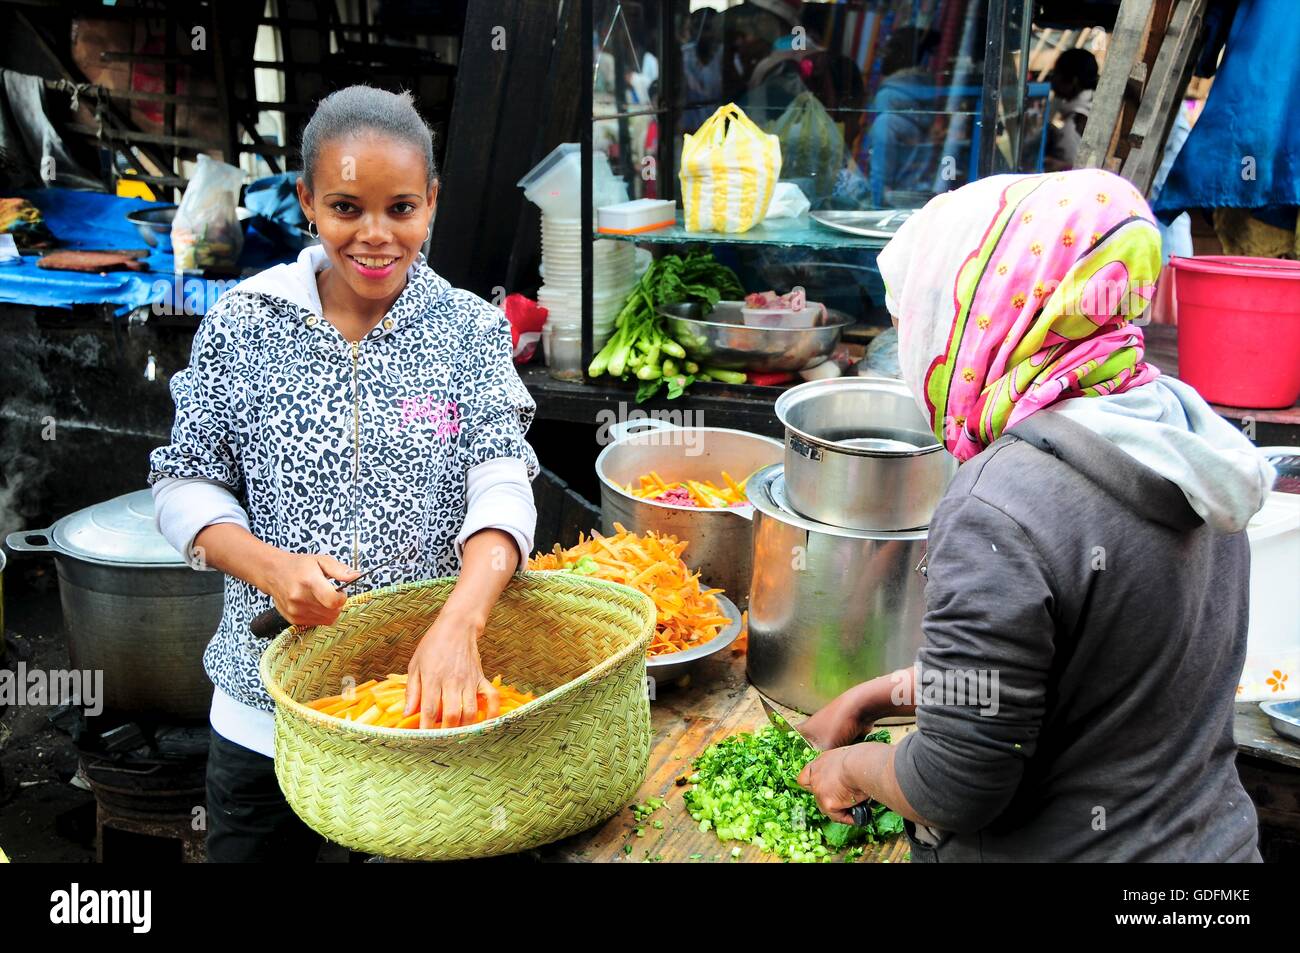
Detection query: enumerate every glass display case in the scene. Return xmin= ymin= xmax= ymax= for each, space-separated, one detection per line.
xmin=577 ymin=0 xmax=1043 ymax=380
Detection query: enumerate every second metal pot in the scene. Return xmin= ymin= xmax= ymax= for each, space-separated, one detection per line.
xmin=595 ymin=420 xmax=783 ymax=608
xmin=775 ymin=376 xmax=957 ymax=531
xmin=745 ymin=464 xmax=929 ymax=713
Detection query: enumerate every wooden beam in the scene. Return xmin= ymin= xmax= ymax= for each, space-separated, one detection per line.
xmin=209 ymin=5 xmax=239 ymax=163
xmin=1121 ymin=0 xmax=1206 ymax=193
xmin=1076 ymin=0 xmax=1153 ymax=170
xmin=14 ymin=8 xmax=169 ymax=178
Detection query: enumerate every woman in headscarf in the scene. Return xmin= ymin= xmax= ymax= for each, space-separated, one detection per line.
xmin=796 ymin=168 xmax=1276 ymax=861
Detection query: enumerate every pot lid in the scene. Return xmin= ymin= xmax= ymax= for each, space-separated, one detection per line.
xmin=747 ymin=464 xmax=927 ymax=540
xmin=50 ymin=489 xmax=187 ymax=567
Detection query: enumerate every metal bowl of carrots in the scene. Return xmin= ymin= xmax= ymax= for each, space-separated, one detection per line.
xmin=646 ymin=592 xmax=742 ymax=687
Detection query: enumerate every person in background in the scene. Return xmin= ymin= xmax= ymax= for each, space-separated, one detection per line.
xmin=681 ymin=8 xmax=724 ymax=132
xmin=796 ymin=168 xmax=1274 ymax=862
xmin=150 ymin=86 xmax=538 ymax=862
xmin=866 ymin=26 xmax=941 ymax=207
xmin=1044 ymin=47 xmax=1099 ymax=171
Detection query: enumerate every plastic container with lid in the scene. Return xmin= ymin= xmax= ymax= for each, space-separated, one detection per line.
xmin=597 ymin=199 xmax=676 ymax=234
xmin=741 ymin=300 xmax=823 ymax=329
xmin=519 ymin=145 xmax=627 ymax=218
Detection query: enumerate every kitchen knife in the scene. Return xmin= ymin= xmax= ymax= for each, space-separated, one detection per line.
xmin=759 ymin=695 xmax=873 ymax=827
xmin=248 ymin=542 xmax=418 ymax=639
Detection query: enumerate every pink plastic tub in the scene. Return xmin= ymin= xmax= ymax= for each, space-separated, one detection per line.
xmin=1170 ymin=255 xmax=1300 ymax=408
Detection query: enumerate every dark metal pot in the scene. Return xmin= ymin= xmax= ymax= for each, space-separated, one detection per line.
xmin=6 ymin=490 xmax=223 ymax=720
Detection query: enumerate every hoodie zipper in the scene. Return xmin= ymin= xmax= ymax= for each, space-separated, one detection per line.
xmin=351 ymin=339 xmax=361 ymax=570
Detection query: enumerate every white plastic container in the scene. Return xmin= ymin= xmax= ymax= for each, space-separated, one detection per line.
xmin=1239 ymin=490 xmax=1300 ymax=700
xmin=742 ymin=300 xmax=823 ymax=329
xmin=597 ymin=199 xmax=677 ymax=234
xmin=520 ymin=146 xmax=627 ymax=219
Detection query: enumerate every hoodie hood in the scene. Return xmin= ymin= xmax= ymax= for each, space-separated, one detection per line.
xmin=1033 ymin=376 xmax=1277 ymax=533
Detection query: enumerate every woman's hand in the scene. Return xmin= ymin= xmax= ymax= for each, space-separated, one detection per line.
xmin=798 ymin=689 xmax=874 ymax=751
xmin=404 ymin=609 xmax=500 ymax=729
xmin=259 ymin=551 xmax=360 ymax=626
xmin=797 ymin=745 xmax=875 ymax=825
xmin=798 ymin=668 xmax=916 ymax=751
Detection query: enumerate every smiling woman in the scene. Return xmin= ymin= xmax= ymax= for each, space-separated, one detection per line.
xmin=147 ymin=84 xmax=540 ymax=862
xmin=297 ymin=87 xmax=442 ymax=341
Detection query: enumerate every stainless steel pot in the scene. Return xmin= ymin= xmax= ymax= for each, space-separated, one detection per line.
xmin=5 ymin=490 xmax=223 ymax=720
xmin=775 ymin=376 xmax=956 ymax=531
xmin=746 ymin=464 xmax=928 ymax=713
xmin=594 ymin=419 xmax=783 ymax=608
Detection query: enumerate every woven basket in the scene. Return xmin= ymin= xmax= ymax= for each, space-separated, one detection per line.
xmin=260 ymin=571 xmax=655 ymax=860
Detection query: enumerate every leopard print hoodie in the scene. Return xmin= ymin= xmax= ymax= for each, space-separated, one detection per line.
xmin=148 ymin=246 xmax=539 ymax=713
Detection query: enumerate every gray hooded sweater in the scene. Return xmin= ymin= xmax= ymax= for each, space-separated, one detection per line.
xmin=893 ymin=378 xmax=1270 ymax=862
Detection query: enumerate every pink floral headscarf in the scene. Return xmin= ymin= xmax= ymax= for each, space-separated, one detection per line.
xmin=878 ymin=169 xmax=1163 ymax=462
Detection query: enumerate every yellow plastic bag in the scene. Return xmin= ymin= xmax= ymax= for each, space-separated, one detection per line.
xmin=680 ymin=103 xmax=782 ymax=234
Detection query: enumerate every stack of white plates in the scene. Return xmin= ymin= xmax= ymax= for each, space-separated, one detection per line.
xmin=537 ymin=215 xmax=644 ymax=349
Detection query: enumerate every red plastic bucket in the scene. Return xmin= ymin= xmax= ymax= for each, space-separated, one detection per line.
xmin=1171 ymin=255 xmax=1300 ymax=408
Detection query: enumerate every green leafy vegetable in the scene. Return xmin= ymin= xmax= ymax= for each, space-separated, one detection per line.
xmin=683 ymin=725 xmax=904 ymax=863
xmin=587 ymin=250 xmax=745 ymax=402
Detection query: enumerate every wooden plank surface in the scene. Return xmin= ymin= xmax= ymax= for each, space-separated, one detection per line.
xmin=537 ymin=647 xmax=912 ymax=863
xmin=1235 ymin=701 xmax=1300 ymax=771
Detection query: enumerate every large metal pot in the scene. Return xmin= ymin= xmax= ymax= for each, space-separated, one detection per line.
xmin=775 ymin=376 xmax=956 ymax=531
xmin=745 ymin=464 xmax=929 ymax=713
xmin=6 ymin=490 xmax=223 ymax=720
xmin=595 ymin=420 xmax=783 ymax=608
xmin=0 ymin=548 xmax=6 ymax=665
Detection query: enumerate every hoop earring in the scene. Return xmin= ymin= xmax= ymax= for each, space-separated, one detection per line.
xmin=307 ymin=220 xmax=319 ymax=239
xmin=426 ymin=221 xmax=433 ymax=242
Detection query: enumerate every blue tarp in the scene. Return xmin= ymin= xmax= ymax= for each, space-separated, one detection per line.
xmin=1153 ymin=0 xmax=1300 ymax=220
xmin=0 ymin=188 xmax=295 ymax=313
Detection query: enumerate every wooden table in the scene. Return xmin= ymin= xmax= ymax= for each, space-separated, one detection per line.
xmin=1233 ymin=701 xmax=1300 ymax=863
xmin=537 ymin=647 xmax=912 ymax=863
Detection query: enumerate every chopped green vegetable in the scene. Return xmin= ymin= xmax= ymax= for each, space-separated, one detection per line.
xmin=652 ymin=819 xmax=664 ymax=830
xmin=683 ymin=725 xmax=904 ymax=863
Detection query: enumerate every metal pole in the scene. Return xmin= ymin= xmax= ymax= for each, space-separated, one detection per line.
xmin=978 ymin=0 xmax=1007 ymax=178
xmin=581 ymin=0 xmax=594 ymax=380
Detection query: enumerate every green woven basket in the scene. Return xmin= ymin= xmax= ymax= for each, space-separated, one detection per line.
xmin=260 ymin=571 xmax=656 ymax=861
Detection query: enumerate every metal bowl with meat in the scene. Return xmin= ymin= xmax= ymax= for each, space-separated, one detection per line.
xmin=659 ymin=300 xmax=851 ymax=374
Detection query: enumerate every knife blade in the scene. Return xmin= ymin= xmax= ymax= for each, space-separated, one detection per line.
xmin=248 ymin=540 xmax=419 ymax=639
xmin=759 ymin=695 xmax=873 ymax=827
